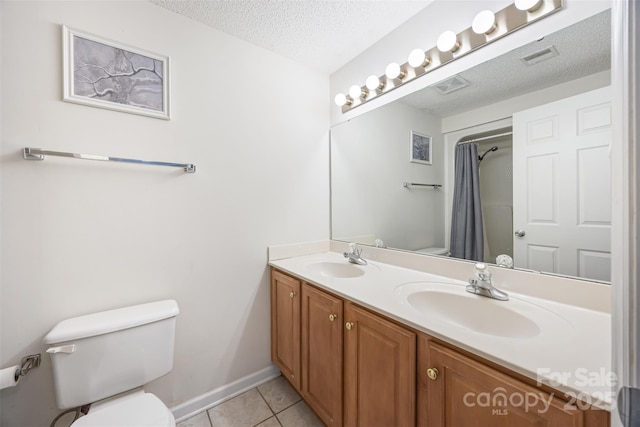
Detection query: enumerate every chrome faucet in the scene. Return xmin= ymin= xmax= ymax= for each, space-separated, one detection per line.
xmin=344 ymin=243 xmax=367 ymax=265
xmin=466 ymin=263 xmax=508 ymax=301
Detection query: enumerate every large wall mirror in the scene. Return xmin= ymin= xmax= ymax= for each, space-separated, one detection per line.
xmin=330 ymin=9 xmax=612 ymax=283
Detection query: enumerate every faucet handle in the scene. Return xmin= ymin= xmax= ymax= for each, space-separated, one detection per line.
xmin=348 ymin=242 xmax=363 ymax=256
xmin=467 ymin=263 xmax=508 ymax=301
xmin=344 ymin=243 xmax=367 ymax=265
xmin=473 ymin=263 xmax=492 ymax=281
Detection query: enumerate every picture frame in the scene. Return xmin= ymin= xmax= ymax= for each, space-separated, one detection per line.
xmin=62 ymin=25 xmax=170 ymax=120
xmin=410 ymin=131 xmax=432 ymax=165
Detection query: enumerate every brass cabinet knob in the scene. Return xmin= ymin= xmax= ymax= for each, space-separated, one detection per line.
xmin=345 ymin=322 xmax=354 ymax=330
xmin=329 ymin=314 xmax=338 ymax=322
xmin=289 ymin=291 xmax=296 ymax=298
xmin=427 ymin=368 xmax=439 ymax=380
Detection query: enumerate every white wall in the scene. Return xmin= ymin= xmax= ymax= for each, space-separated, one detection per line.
xmin=442 ymin=70 xmax=611 ymax=133
xmin=0 ymin=1 xmax=329 ymax=426
xmin=331 ymin=101 xmax=444 ymax=251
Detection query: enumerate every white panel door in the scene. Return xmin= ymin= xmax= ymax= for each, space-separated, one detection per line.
xmin=512 ymin=87 xmax=612 ymax=281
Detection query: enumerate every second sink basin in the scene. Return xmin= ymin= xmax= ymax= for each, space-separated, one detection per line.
xmin=396 ymin=282 xmax=573 ymax=339
xmin=305 ymin=261 xmax=366 ymax=278
xmin=407 ymin=290 xmax=540 ymax=338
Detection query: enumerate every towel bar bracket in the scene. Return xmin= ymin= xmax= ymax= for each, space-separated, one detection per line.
xmin=23 ymin=148 xmax=45 ymax=161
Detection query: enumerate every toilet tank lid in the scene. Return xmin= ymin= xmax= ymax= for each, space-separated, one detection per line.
xmin=43 ymin=300 xmax=179 ymax=345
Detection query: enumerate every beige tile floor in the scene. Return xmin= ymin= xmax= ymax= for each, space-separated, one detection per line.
xmin=177 ymin=376 xmax=325 ymax=427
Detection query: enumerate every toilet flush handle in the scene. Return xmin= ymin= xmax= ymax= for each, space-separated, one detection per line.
xmin=46 ymin=344 xmax=76 ymax=354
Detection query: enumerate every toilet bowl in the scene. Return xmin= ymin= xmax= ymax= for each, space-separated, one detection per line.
xmin=44 ymin=300 xmax=179 ymax=427
xmin=416 ymin=247 xmax=449 ymax=256
xmin=72 ymin=392 xmax=175 ymax=427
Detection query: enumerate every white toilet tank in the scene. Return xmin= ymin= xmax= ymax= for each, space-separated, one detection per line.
xmin=43 ymin=300 xmax=179 ymax=409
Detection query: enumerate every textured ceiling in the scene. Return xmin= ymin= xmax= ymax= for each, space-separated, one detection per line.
xmin=148 ymin=0 xmax=433 ymax=74
xmin=401 ymin=9 xmax=611 ymax=117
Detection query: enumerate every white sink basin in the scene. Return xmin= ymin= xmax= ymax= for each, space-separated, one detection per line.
xmin=407 ymin=290 xmax=540 ymax=338
xmin=305 ymin=261 xmax=367 ymax=278
xmin=396 ymin=282 xmax=573 ymax=339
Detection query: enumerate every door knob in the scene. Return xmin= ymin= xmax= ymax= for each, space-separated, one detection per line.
xmin=289 ymin=291 xmax=296 ymax=298
xmin=345 ymin=322 xmax=354 ymax=330
xmin=427 ymin=368 xmax=439 ymax=380
xmin=329 ymin=314 xmax=337 ymax=322
xmin=514 ymin=229 xmax=526 ymax=237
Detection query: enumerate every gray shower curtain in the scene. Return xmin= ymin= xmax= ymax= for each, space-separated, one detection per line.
xmin=450 ymin=143 xmax=484 ymax=261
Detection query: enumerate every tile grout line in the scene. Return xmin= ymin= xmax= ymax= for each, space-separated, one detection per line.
xmin=205 ymin=407 xmax=214 ymax=427
xmin=255 ymin=386 xmax=277 ymax=417
xmin=194 ymin=377 xmax=305 ymax=427
xmin=256 ymin=382 xmax=303 ymax=416
xmin=274 ymin=398 xmax=303 ymax=416
xmin=255 ymin=380 xmax=303 ymax=426
xmin=254 ymin=386 xmax=282 ymax=427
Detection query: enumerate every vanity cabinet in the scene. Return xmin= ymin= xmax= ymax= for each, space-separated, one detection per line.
xmin=271 ymin=268 xmax=608 ymax=427
xmin=270 ymin=269 xmax=301 ymax=390
xmin=417 ymin=335 xmax=609 ymax=427
xmin=343 ymin=302 xmax=416 ymax=427
xmin=271 ymin=268 xmax=416 ymax=427
xmin=301 ymin=283 xmax=343 ymax=426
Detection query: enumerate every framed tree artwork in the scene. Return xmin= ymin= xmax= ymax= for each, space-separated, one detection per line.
xmin=62 ymin=25 xmax=170 ymax=120
xmin=410 ymin=131 xmax=432 ymax=165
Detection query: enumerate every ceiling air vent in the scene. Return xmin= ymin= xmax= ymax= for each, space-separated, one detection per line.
xmin=520 ymin=45 xmax=559 ymax=66
xmin=431 ymin=75 xmax=470 ymax=95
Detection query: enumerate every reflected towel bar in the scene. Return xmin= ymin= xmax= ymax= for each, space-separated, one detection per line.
xmin=403 ymin=182 xmax=442 ymax=189
xmin=23 ymin=147 xmax=196 ymax=173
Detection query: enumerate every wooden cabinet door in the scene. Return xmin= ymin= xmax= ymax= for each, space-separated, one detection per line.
xmin=420 ymin=338 xmax=584 ymax=427
xmin=344 ymin=302 xmax=416 ymax=427
xmin=301 ymin=283 xmax=344 ymax=427
xmin=271 ymin=269 xmax=301 ymax=390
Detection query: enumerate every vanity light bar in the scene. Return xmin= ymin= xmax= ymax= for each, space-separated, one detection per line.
xmin=335 ymin=0 xmax=562 ymax=113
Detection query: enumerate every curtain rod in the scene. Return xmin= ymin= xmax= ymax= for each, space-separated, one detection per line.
xmin=457 ymin=131 xmax=513 ymax=145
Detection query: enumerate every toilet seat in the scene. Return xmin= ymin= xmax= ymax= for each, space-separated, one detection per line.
xmin=72 ymin=393 xmax=175 ymax=427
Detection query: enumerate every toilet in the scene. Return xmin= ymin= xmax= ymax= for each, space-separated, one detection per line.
xmin=43 ymin=300 xmax=180 ymax=426
xmin=416 ymin=247 xmax=449 ymax=256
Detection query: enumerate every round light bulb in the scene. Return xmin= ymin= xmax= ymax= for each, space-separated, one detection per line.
xmin=437 ymin=30 xmax=460 ymax=52
xmin=385 ymin=62 xmax=405 ymax=80
xmin=472 ymin=10 xmax=497 ymax=35
xmin=408 ymin=49 xmax=430 ymax=68
xmin=515 ymin=0 xmax=543 ymax=12
xmin=334 ymin=93 xmax=349 ymax=107
xmin=365 ymin=75 xmax=383 ymax=91
xmin=348 ymin=85 xmax=366 ymax=99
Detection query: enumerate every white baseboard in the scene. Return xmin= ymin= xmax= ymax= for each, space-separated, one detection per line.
xmin=171 ymin=365 xmax=281 ymax=423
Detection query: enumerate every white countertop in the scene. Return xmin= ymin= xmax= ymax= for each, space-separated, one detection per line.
xmin=268 ymin=246 xmax=613 ymax=411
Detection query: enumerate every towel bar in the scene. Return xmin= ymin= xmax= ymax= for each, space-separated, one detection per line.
xmin=23 ymin=147 xmax=196 ymax=173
